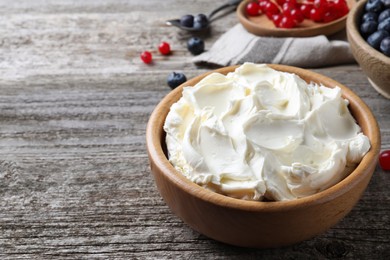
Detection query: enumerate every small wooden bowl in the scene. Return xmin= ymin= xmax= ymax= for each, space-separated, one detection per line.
xmin=237 ymin=0 xmax=356 ymax=37
xmin=146 ymin=64 xmax=380 ymax=248
xmin=347 ymin=0 xmax=390 ymax=99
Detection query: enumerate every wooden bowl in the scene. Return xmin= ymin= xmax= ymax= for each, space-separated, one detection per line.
xmin=347 ymin=0 xmax=390 ymax=99
xmin=146 ymin=64 xmax=380 ymax=248
xmin=237 ymin=0 xmax=356 ymax=37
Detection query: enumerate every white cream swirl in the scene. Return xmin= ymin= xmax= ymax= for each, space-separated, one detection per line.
xmin=164 ymin=63 xmax=370 ymax=201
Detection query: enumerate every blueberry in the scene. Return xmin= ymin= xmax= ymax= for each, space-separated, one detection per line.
xmin=362 ymin=12 xmax=378 ymax=22
xmin=187 ymin=37 xmax=205 ymax=55
xmin=193 ymin=13 xmax=209 ymax=29
xmin=380 ymin=36 xmax=390 ymax=55
xmin=365 ymin=0 xmax=384 ymax=13
xmin=180 ymin=14 xmax=194 ymax=28
xmin=367 ymin=30 xmax=390 ymax=49
xmin=378 ymin=9 xmax=390 ymax=23
xmin=167 ymin=72 xmax=187 ymax=89
xmin=361 ymin=21 xmax=379 ymax=37
xmin=381 ymin=0 xmax=390 ymax=8
xmin=378 ymin=17 xmax=390 ymax=32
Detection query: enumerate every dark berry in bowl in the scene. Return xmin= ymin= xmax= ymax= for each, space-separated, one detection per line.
xmin=378 ymin=17 xmax=390 ymax=31
xmin=378 ymin=9 xmax=390 ymax=22
xmin=167 ymin=72 xmax=187 ymax=89
xmin=365 ymin=0 xmax=384 ymax=12
xmin=361 ymin=20 xmax=379 ymax=37
xmin=347 ymin=0 xmax=390 ymax=98
xmin=381 ymin=0 xmax=390 ymax=8
xmin=352 ymin=0 xmax=390 ymax=57
xmin=187 ymin=37 xmax=205 ymax=55
xmin=194 ymin=14 xmax=209 ymax=29
xmin=380 ymin=36 xmax=390 ymax=55
xmin=180 ymin=14 xmax=194 ymax=28
xmin=362 ymin=12 xmax=378 ymax=22
xmin=367 ymin=30 xmax=390 ymax=49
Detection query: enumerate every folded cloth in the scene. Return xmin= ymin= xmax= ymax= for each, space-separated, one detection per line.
xmin=193 ymin=24 xmax=355 ymax=68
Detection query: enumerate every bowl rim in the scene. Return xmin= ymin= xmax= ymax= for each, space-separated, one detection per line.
xmin=146 ymin=64 xmax=381 ymax=212
xmin=347 ymin=0 xmax=390 ymax=64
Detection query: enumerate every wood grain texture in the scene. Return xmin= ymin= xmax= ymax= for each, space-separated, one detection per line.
xmin=0 ymin=0 xmax=389 ymax=259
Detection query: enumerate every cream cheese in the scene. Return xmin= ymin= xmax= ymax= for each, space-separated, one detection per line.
xmin=164 ymin=63 xmax=370 ymax=201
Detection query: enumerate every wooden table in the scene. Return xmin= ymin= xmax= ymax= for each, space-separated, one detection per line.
xmin=1 ymin=0 xmax=389 ymax=259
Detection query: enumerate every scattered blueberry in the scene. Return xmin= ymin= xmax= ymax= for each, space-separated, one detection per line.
xmin=378 ymin=17 xmax=390 ymax=32
xmin=193 ymin=14 xmax=209 ymax=29
xmin=180 ymin=14 xmax=194 ymax=28
xmin=187 ymin=37 xmax=205 ymax=55
xmin=367 ymin=30 xmax=390 ymax=49
xmin=361 ymin=21 xmax=379 ymax=37
xmin=380 ymin=36 xmax=390 ymax=56
xmin=378 ymin=9 xmax=390 ymax=22
xmin=167 ymin=72 xmax=187 ymax=89
xmin=362 ymin=12 xmax=378 ymax=22
xmin=365 ymin=0 xmax=384 ymax=13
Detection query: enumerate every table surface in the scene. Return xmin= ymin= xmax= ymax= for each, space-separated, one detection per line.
xmin=0 ymin=0 xmax=389 ymax=259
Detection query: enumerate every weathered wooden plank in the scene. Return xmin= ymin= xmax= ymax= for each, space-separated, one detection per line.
xmin=0 ymin=0 xmax=389 ymax=259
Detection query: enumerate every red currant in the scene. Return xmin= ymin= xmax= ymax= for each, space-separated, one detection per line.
xmin=140 ymin=51 xmax=152 ymax=64
xmin=314 ymin=0 xmax=328 ymax=8
xmin=379 ymin=150 xmax=390 ymax=171
xmin=272 ymin=13 xmax=283 ymax=27
xmin=282 ymin=2 xmax=296 ymax=13
xmin=323 ymin=10 xmax=338 ymax=23
xmin=246 ymin=2 xmax=261 ymax=16
xmin=158 ymin=41 xmax=171 ymax=55
xmin=290 ymin=8 xmax=304 ymax=23
xmin=265 ymin=1 xmax=280 ymax=16
xmin=310 ymin=7 xmax=324 ymax=22
xmin=258 ymin=0 xmax=270 ymax=12
xmin=334 ymin=0 xmax=349 ymax=17
xmin=279 ymin=15 xmax=296 ymax=28
xmin=300 ymin=4 xmax=312 ymax=19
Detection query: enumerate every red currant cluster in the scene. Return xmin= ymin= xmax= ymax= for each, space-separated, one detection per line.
xmin=246 ymin=0 xmax=349 ymax=29
xmin=140 ymin=42 xmax=171 ymax=64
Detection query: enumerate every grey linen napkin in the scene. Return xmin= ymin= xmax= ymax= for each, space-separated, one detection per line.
xmin=193 ymin=24 xmax=355 ymax=68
